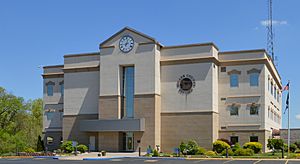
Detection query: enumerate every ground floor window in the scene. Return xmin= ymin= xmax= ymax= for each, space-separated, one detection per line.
xmin=230 ymin=136 xmax=239 ymax=144
xmin=250 ymin=136 xmax=259 ymax=142
xmin=46 ymin=136 xmax=54 ymax=145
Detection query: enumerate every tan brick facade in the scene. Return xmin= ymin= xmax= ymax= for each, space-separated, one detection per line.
xmin=161 ymin=112 xmax=219 ymax=152
xmin=219 ymin=130 xmax=271 ymax=152
xmin=134 ymin=94 xmax=161 ymax=151
xmin=99 ymin=95 xmax=120 ymax=119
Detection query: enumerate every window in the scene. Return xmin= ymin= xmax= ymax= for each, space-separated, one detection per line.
xmin=249 ymin=73 xmax=259 ymax=86
xmin=271 ymin=83 xmax=273 ymax=95
xmin=47 ymin=136 xmax=54 ymax=145
xmin=121 ymin=66 xmax=135 ymax=118
xmin=268 ymin=107 xmax=270 ymax=118
xmin=250 ymin=103 xmax=259 ymax=115
xmin=59 ymin=81 xmax=64 ymax=95
xmin=230 ymin=104 xmax=239 ymax=116
xmin=268 ymin=78 xmax=270 ymax=91
xmin=230 ymin=136 xmax=239 ymax=144
xmin=274 ymin=87 xmax=277 ymax=99
xmin=230 ymin=74 xmax=239 ymax=87
xmin=250 ymin=136 xmax=258 ymax=142
xmin=221 ymin=67 xmax=226 ymax=72
xmin=271 ymin=110 xmax=274 ymax=120
xmin=46 ymin=81 xmax=55 ymax=96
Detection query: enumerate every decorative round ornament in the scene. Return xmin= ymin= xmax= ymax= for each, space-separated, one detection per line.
xmin=176 ymin=74 xmax=196 ymax=95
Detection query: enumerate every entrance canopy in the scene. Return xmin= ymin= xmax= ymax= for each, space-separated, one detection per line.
xmin=80 ymin=118 xmax=145 ymax=132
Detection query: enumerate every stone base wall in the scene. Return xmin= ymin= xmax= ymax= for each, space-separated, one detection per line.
xmin=63 ymin=114 xmax=98 ymax=150
xmin=161 ymin=112 xmax=219 ymax=153
xmin=43 ymin=131 xmax=62 ymax=151
xmin=98 ymin=132 xmax=120 ymax=151
xmin=219 ymin=130 xmax=271 ymax=152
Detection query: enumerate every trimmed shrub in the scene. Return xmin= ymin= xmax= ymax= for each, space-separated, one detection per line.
xmin=77 ymin=144 xmax=88 ymax=153
xmin=60 ymin=141 xmax=75 ymax=153
xmin=186 ymin=140 xmax=199 ymax=155
xmin=284 ymin=143 xmax=288 ymax=152
xmin=295 ymin=141 xmax=300 ymax=149
xmin=213 ymin=140 xmax=230 ymax=153
xmin=290 ymin=144 xmax=297 ymax=153
xmin=267 ymin=139 xmax=284 ymax=151
xmin=24 ymin=147 xmax=35 ymax=153
xmin=221 ymin=149 xmax=234 ymax=156
xmin=217 ymin=138 xmax=233 ymax=146
xmin=153 ymin=149 xmax=159 ymax=157
xmin=295 ymin=149 xmax=300 ymax=153
xmin=179 ymin=140 xmax=204 ymax=155
xmin=205 ymin=151 xmax=216 ymax=156
xmin=196 ymin=147 xmax=206 ymax=155
xmin=234 ymin=148 xmax=254 ymax=156
xmin=179 ymin=141 xmax=188 ymax=154
xmin=232 ymin=143 xmax=241 ymax=152
xmin=243 ymin=142 xmax=262 ymax=154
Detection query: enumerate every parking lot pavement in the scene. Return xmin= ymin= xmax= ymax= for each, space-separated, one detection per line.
xmin=1 ymin=158 xmax=300 ymax=164
xmin=258 ymin=160 xmax=287 ymax=164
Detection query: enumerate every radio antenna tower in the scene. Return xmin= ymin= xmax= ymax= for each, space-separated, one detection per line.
xmin=267 ymin=0 xmax=276 ymax=64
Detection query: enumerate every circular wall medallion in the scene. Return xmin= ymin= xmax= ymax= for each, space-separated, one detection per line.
xmin=176 ymin=74 xmax=196 ymax=95
xmin=119 ymin=35 xmax=134 ymax=53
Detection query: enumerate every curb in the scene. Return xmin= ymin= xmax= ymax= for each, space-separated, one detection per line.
xmin=33 ymin=156 xmax=59 ymax=159
xmin=83 ymin=156 xmax=186 ymax=160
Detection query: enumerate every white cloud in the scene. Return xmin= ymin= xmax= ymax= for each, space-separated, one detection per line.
xmin=260 ymin=20 xmax=288 ymax=26
xmin=296 ymin=114 xmax=300 ymax=120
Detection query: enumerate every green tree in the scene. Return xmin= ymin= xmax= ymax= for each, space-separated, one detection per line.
xmin=0 ymin=87 xmax=43 ymax=154
xmin=36 ymin=135 xmax=45 ymax=152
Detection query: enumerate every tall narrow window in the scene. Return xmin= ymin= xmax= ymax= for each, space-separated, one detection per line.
xmin=250 ymin=103 xmax=259 ymax=115
xmin=228 ymin=70 xmax=241 ymax=88
xmin=46 ymin=81 xmax=55 ymax=96
xmin=274 ymin=87 xmax=277 ymax=99
xmin=230 ymin=104 xmax=239 ymax=116
xmin=249 ymin=73 xmax=259 ymax=86
xmin=271 ymin=83 xmax=273 ymax=95
xmin=247 ymin=69 xmax=260 ymax=87
xmin=59 ymin=81 xmax=64 ymax=95
xmin=268 ymin=78 xmax=270 ymax=91
xmin=230 ymin=136 xmax=239 ymax=144
xmin=121 ymin=67 xmax=135 ymax=118
xmin=230 ymin=74 xmax=239 ymax=87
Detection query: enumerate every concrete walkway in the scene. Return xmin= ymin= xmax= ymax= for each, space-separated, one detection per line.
xmin=57 ymin=152 xmax=145 ymax=160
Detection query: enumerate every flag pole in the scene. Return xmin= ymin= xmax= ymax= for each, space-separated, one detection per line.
xmin=287 ymin=80 xmax=290 ymax=157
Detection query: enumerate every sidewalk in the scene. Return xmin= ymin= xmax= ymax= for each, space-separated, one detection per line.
xmin=57 ymin=152 xmax=144 ymax=160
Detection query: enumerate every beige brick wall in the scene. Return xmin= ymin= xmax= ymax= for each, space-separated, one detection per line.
xmin=134 ymin=94 xmax=161 ymax=152
xmin=99 ymin=96 xmax=120 ymax=119
xmin=98 ymin=132 xmax=120 ymax=151
xmin=161 ymin=112 xmax=218 ymax=152
xmin=219 ymin=130 xmax=271 ymax=152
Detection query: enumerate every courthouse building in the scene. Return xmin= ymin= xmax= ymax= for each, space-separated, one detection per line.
xmin=42 ymin=27 xmax=282 ymax=152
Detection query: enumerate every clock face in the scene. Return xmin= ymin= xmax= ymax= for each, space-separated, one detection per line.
xmin=119 ymin=35 xmax=134 ymax=53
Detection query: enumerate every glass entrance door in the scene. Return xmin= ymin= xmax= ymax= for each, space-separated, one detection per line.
xmin=125 ymin=132 xmax=134 ymax=151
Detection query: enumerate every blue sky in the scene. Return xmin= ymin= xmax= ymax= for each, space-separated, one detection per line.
xmin=0 ymin=0 xmax=299 ymax=128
